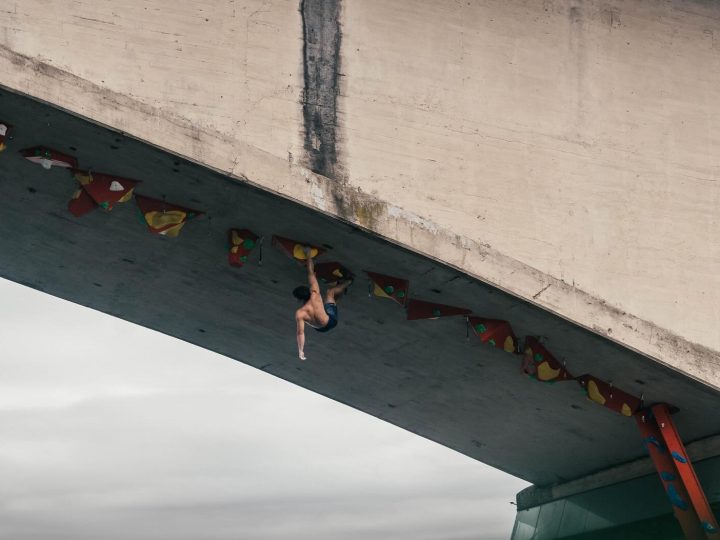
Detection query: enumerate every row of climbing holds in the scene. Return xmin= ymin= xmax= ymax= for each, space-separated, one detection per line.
xmin=6 ymin=135 xmax=655 ymax=421
xmin=363 ymin=261 xmax=648 ymax=417
xmin=13 ymin=140 xmax=206 ymax=238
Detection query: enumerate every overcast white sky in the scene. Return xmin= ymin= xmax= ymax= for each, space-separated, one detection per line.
xmin=0 ymin=277 xmax=528 ymax=540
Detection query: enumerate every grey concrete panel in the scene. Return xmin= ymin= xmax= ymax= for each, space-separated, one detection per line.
xmin=0 ymin=88 xmax=718 ymax=487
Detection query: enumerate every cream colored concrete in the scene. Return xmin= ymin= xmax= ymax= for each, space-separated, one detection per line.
xmin=0 ymin=0 xmax=718 ymax=385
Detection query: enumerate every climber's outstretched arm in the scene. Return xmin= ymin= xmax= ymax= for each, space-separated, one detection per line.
xmin=296 ymin=312 xmax=307 ymax=360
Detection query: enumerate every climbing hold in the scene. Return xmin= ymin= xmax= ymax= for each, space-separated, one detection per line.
xmin=666 ymin=483 xmax=689 ymax=511
xmin=660 ymin=471 xmax=676 ymax=482
xmin=0 ymin=122 xmax=11 ymax=152
xmin=135 ymin=195 xmax=203 ymax=237
xmin=522 ymin=337 xmax=573 ymax=381
xmin=272 ymin=235 xmax=325 ymax=264
xmin=364 ymin=271 xmax=410 ymax=307
xmin=702 ymin=521 xmax=718 ymax=533
xmin=587 ymin=380 xmax=606 ymax=405
xmin=671 ymin=451 xmax=688 ymax=464
xmin=642 ymin=436 xmax=665 ymax=454
xmin=68 ymin=170 xmax=140 ymax=217
xmin=405 ymin=298 xmax=471 ymax=321
xmin=314 ymin=262 xmax=354 ymax=284
xmin=469 ymin=317 xmax=517 ymax=353
xmin=228 ymin=228 xmax=260 ymax=267
xmin=21 ymin=146 xmax=77 ymax=170
xmin=576 ymin=374 xmax=642 ymax=416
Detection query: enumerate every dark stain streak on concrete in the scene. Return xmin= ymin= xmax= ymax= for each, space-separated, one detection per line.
xmin=300 ymin=0 xmax=342 ymax=180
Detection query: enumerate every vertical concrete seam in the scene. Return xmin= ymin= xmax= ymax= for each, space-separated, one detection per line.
xmin=300 ymin=0 xmax=342 ymax=180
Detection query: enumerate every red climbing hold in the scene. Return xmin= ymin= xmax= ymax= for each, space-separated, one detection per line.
xmin=271 ymin=235 xmax=325 ymax=264
xmin=522 ymin=337 xmax=573 ymax=382
xmin=228 ymin=228 xmax=260 ymax=267
xmin=364 ymin=271 xmax=409 ymax=306
xmin=68 ymin=170 xmax=140 ymax=217
xmin=21 ymin=146 xmax=77 ymax=170
xmin=0 ymin=122 xmax=11 ymax=152
xmin=315 ymin=262 xmax=354 ymax=284
xmin=469 ymin=317 xmax=517 ymax=353
xmin=135 ymin=195 xmax=203 ymax=237
xmin=577 ymin=374 xmax=642 ymax=416
xmin=405 ymin=298 xmax=471 ymax=321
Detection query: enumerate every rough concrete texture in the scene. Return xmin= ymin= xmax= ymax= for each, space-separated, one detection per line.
xmin=0 ymin=0 xmax=718 ymax=388
xmin=1 ymin=88 xmax=719 ymax=488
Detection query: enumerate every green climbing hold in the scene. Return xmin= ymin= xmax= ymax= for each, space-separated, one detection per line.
xmin=475 ymin=324 xmax=487 ymax=334
xmin=243 ymin=238 xmax=255 ymax=249
xmin=432 ymin=308 xmax=441 ymax=317
xmin=384 ymin=285 xmax=395 ymax=294
xmin=397 ymin=290 xmax=405 ymax=298
xmin=534 ymin=353 xmax=543 ymax=362
xmin=240 ymin=255 xmax=248 ymax=262
xmin=488 ymin=339 xmax=496 ymax=347
xmin=99 ymin=201 xmax=110 ymax=209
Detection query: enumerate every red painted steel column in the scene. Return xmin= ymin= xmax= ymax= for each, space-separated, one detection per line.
xmin=652 ymin=404 xmax=719 ymax=538
xmin=636 ymin=405 xmax=719 ymax=539
xmin=636 ymin=410 xmax=705 ymax=539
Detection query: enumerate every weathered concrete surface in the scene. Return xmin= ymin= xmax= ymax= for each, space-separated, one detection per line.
xmin=0 ymin=0 xmax=718 ymax=386
xmin=1 ymin=89 xmax=719 ymax=489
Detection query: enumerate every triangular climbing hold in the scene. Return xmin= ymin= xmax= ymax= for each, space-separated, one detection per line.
xmin=0 ymin=122 xmax=11 ymax=152
xmin=271 ymin=235 xmax=325 ymax=263
xmin=364 ymin=271 xmax=409 ymax=306
xmin=469 ymin=317 xmax=517 ymax=353
xmin=576 ymin=374 xmax=642 ymax=417
xmin=406 ymin=298 xmax=471 ymax=321
xmin=20 ymin=146 xmax=77 ymax=170
xmin=134 ymin=195 xmax=203 ymax=237
xmin=315 ymin=262 xmax=354 ymax=284
xmin=228 ymin=228 xmax=260 ymax=267
xmin=68 ymin=170 xmax=140 ymax=217
xmin=522 ymin=337 xmax=573 ymax=382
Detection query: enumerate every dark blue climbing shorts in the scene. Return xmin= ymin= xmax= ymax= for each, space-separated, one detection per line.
xmin=315 ymin=303 xmax=338 ymax=333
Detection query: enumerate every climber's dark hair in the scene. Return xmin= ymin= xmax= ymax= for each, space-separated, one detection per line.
xmin=293 ymin=285 xmax=311 ymax=303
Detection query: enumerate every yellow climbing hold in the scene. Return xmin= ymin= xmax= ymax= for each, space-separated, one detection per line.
xmin=503 ymin=336 xmax=515 ymax=353
xmin=621 ymin=403 xmax=632 ymax=417
xmin=293 ymin=245 xmax=319 ymax=260
xmin=118 ymin=190 xmax=134 ymax=203
xmin=587 ymin=380 xmax=606 ymax=405
xmin=145 ymin=210 xmax=186 ymax=229
xmin=332 ymin=269 xmax=343 ymax=278
xmin=373 ymin=283 xmax=392 ymax=299
xmin=537 ymin=361 xmax=561 ymax=382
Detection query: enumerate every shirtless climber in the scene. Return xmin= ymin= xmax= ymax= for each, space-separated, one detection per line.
xmin=294 ymin=248 xmax=351 ymax=360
